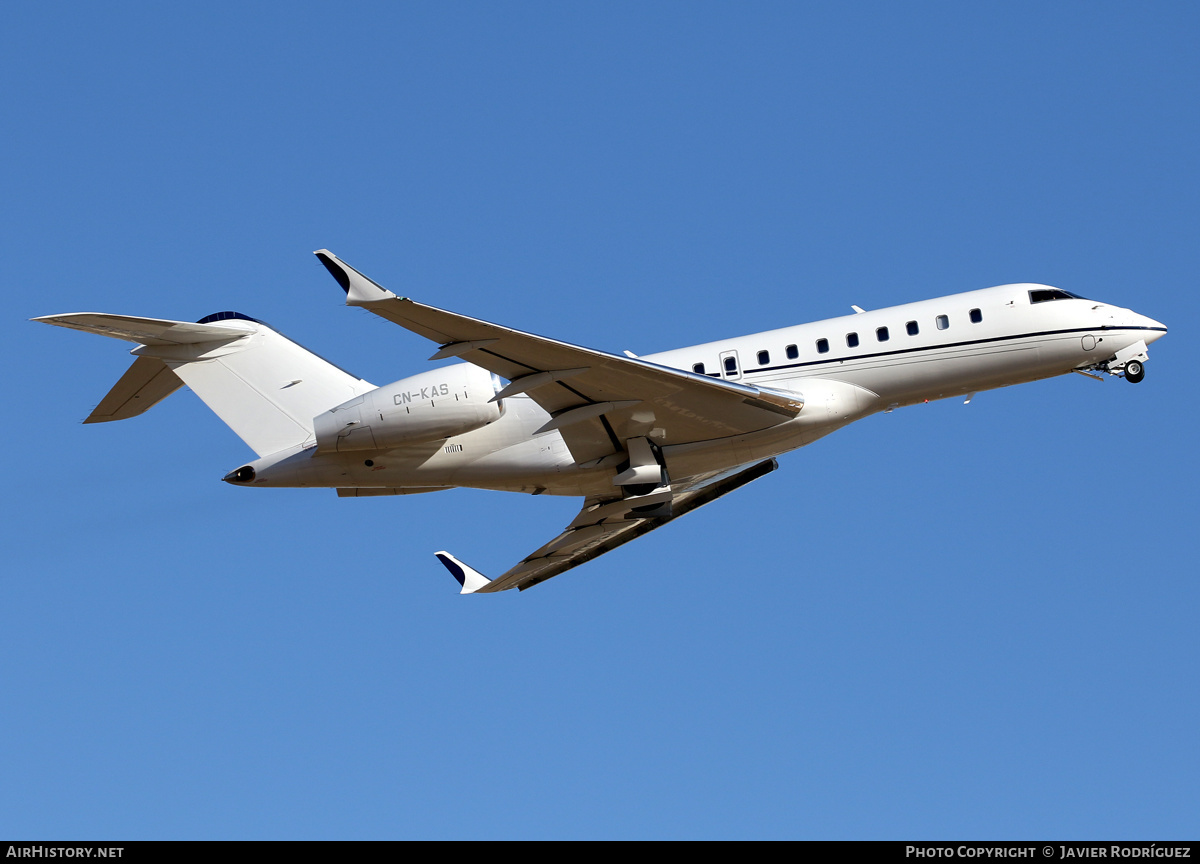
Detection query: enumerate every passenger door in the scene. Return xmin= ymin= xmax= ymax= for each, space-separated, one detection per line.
xmin=719 ymin=349 xmax=741 ymax=380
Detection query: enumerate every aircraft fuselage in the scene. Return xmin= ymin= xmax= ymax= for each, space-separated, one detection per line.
xmin=246 ymin=282 xmax=1165 ymax=497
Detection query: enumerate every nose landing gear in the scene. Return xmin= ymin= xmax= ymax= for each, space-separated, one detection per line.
xmin=1081 ymin=339 xmax=1151 ymax=384
xmin=1077 ymin=356 xmax=1148 ymax=383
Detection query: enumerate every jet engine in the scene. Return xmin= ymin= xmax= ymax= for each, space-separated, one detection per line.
xmin=314 ymin=364 xmax=502 ymax=453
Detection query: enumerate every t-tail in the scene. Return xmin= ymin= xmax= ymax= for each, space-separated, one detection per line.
xmin=34 ymin=312 xmax=375 ymax=457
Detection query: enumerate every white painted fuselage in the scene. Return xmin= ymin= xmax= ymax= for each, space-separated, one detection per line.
xmin=247 ymin=283 xmax=1165 ymax=496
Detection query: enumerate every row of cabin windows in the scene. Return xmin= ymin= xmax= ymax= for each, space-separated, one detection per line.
xmin=691 ymin=308 xmax=986 ymax=374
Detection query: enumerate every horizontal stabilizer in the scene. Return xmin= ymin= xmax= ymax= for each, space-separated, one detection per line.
xmin=33 ymin=313 xmax=251 ymax=345
xmin=86 ymin=356 xmax=184 ymax=423
xmin=434 ymin=552 xmax=493 ymax=594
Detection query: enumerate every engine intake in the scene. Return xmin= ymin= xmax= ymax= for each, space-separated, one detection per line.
xmin=314 ymin=364 xmax=502 ymax=453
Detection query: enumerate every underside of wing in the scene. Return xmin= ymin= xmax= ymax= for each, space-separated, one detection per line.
xmin=313 ymin=251 xmax=803 ymax=463
xmin=436 ymin=458 xmax=778 ymax=593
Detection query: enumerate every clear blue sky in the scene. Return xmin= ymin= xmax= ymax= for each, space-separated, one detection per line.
xmin=2 ymin=1 xmax=1196 ymax=839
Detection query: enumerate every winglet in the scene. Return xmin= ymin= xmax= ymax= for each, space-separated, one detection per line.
xmin=313 ymin=249 xmax=401 ymax=305
xmin=434 ymin=551 xmax=493 ymax=594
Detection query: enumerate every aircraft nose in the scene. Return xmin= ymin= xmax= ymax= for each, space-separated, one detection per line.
xmin=1137 ymin=312 xmax=1167 ymax=343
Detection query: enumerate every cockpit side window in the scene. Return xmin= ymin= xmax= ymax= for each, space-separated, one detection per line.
xmin=1029 ymin=289 xmax=1087 ymax=304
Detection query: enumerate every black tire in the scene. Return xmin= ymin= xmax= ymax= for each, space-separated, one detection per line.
xmin=1125 ymin=360 xmax=1145 ymax=383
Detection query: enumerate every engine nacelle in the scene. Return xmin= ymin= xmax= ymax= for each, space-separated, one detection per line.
xmin=314 ymin=364 xmax=502 ymax=453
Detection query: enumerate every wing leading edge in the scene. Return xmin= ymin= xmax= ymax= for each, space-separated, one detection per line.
xmin=313 ymin=250 xmax=803 ymax=464
xmin=435 ymin=458 xmax=778 ymax=593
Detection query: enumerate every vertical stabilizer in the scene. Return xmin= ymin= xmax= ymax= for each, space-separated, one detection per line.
xmin=36 ymin=312 xmax=375 ymax=457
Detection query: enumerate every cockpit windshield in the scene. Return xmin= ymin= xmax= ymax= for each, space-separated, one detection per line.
xmin=1029 ymin=288 xmax=1088 ymax=304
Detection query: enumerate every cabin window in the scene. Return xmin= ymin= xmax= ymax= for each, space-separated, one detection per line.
xmin=906 ymin=320 xmax=919 ymax=336
xmin=969 ymin=308 xmax=983 ymax=324
xmin=786 ymin=344 xmax=799 ymax=360
xmin=757 ymin=350 xmax=770 ymax=366
xmin=846 ymin=332 xmax=859 ymax=348
xmin=877 ymin=326 xmax=889 ymax=342
xmin=724 ymin=356 xmax=738 ymax=374
xmin=1029 ymin=288 xmax=1086 ymax=304
xmin=936 ymin=314 xmax=949 ymax=330
xmin=816 ymin=338 xmax=829 ymax=354
xmin=692 ymin=362 xmax=705 ymax=374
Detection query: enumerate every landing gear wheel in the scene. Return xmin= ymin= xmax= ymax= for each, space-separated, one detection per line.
xmin=1125 ymin=360 xmax=1145 ymax=383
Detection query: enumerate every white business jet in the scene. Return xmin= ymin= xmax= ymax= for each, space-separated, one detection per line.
xmin=36 ymin=252 xmax=1166 ymax=594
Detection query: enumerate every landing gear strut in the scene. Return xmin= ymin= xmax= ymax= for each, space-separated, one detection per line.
xmin=1081 ymin=339 xmax=1151 ymax=384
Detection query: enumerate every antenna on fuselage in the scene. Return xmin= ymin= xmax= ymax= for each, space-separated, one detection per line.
xmin=851 ymin=305 xmax=866 ymax=314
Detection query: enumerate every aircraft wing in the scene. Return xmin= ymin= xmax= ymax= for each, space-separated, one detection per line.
xmin=314 ymin=251 xmax=803 ymax=463
xmin=435 ymin=458 xmax=778 ymax=593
